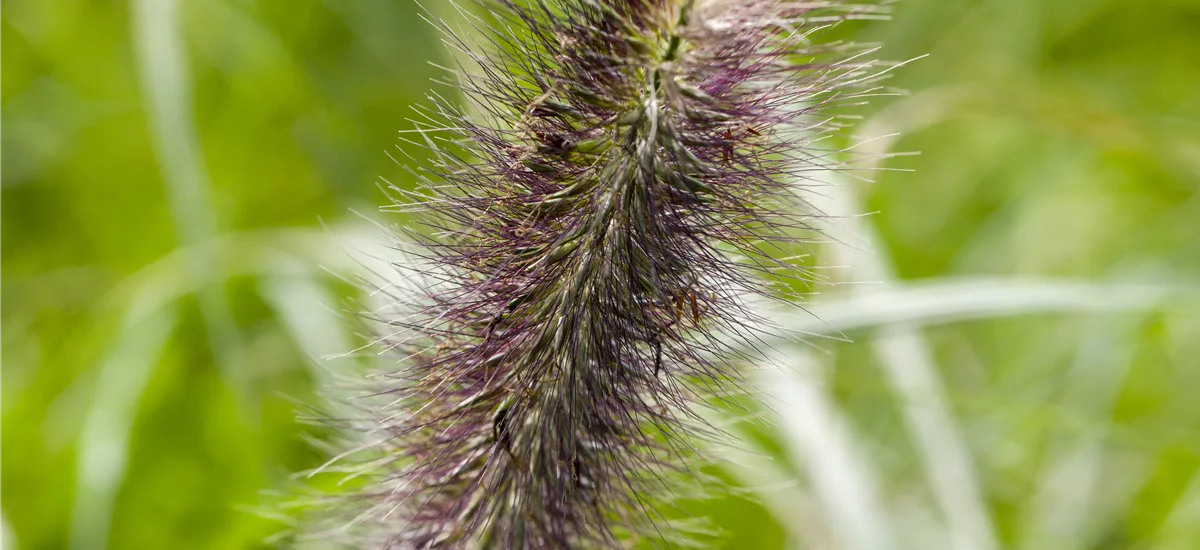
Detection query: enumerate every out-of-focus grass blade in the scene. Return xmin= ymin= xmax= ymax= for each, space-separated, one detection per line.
xmin=103 ymin=226 xmax=377 ymax=324
xmin=868 ymin=323 xmax=994 ymax=550
xmin=131 ymin=0 xmax=244 ymax=406
xmin=756 ymin=351 xmax=896 ymax=550
xmin=732 ymin=274 xmax=1183 ymax=548
xmin=2 ymin=511 xmax=15 ymax=550
xmin=68 ymin=306 xmax=179 ymax=550
xmin=1018 ymin=315 xmax=1146 ymax=550
xmin=790 ymin=166 xmax=1189 ymax=550
xmin=707 ymin=424 xmax=832 ymax=549
xmin=812 ymin=174 xmax=998 ymax=550
xmin=779 ymin=278 xmax=1187 ymax=337
xmin=259 ymin=265 xmax=353 ymax=389
xmin=1155 ymin=471 xmax=1200 ymax=549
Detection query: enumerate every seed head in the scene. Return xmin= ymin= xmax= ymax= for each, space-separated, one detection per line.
xmin=312 ymin=0 xmax=887 ymax=547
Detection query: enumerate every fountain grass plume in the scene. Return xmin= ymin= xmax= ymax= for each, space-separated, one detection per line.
xmin=313 ymin=0 xmax=890 ymax=547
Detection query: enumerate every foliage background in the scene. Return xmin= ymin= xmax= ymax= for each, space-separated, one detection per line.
xmin=3 ymin=0 xmax=1199 ymax=548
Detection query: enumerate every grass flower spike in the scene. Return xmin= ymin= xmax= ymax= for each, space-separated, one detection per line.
xmin=320 ymin=0 xmax=887 ymax=547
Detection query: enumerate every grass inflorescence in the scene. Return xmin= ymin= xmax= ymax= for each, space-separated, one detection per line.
xmin=314 ymin=0 xmax=889 ymax=547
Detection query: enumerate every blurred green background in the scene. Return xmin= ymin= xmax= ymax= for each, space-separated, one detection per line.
xmin=3 ymin=0 xmax=1199 ymax=549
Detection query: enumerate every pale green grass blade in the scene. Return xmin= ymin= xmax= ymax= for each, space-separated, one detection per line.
xmin=261 ymin=274 xmax=347 ymax=375
xmin=2 ymin=511 xmax=14 ymax=550
xmin=812 ymin=176 xmax=998 ymax=550
xmin=868 ymin=323 xmax=994 ymax=550
xmin=757 ymin=351 xmax=896 ymax=550
xmin=1017 ymin=315 xmax=1146 ymax=550
xmin=1155 ymin=471 xmax=1200 ymax=549
xmin=259 ymin=265 xmax=354 ymax=391
xmin=781 ymin=278 xmax=1185 ymax=336
xmin=708 ymin=439 xmax=826 ymax=549
xmin=68 ymin=307 xmax=179 ymax=550
xmin=131 ymin=0 xmax=244 ymax=404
